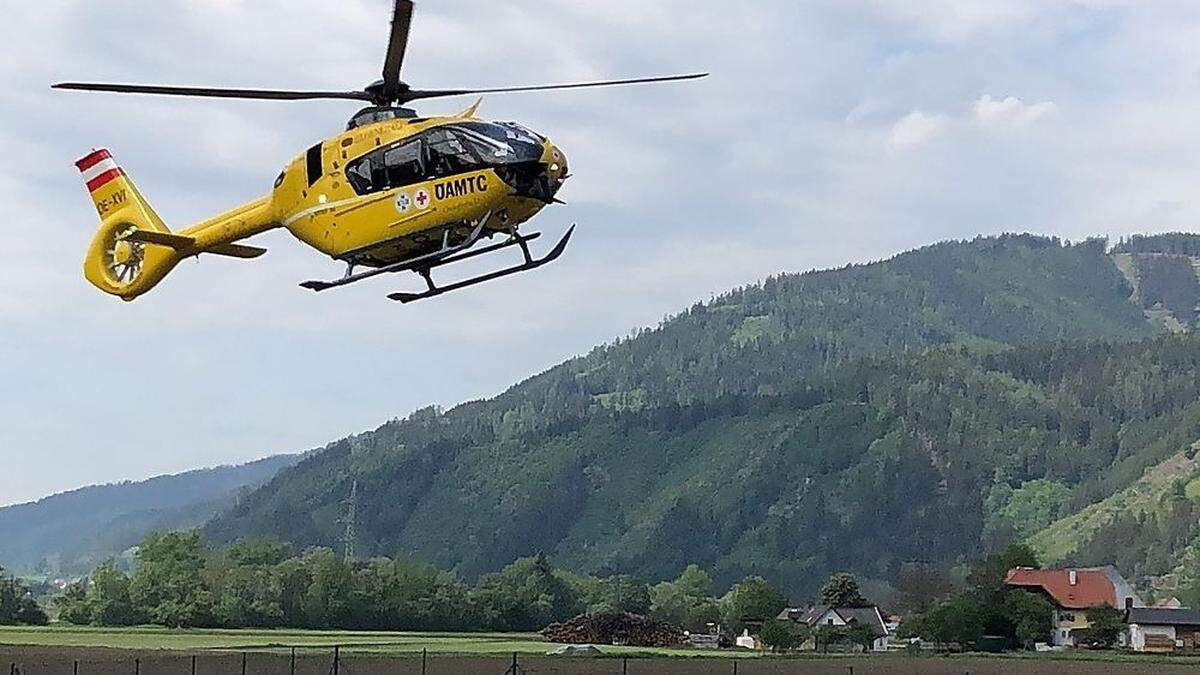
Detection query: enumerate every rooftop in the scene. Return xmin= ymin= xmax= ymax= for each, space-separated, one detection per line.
xmin=777 ymin=605 xmax=888 ymax=638
xmin=1128 ymin=607 xmax=1200 ymax=626
xmin=1003 ymin=568 xmax=1116 ymax=610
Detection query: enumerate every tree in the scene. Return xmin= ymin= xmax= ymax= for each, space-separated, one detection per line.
xmin=846 ymin=623 xmax=878 ymax=652
xmin=896 ymin=563 xmax=953 ymax=614
xmin=89 ymin=559 xmax=138 ymax=625
xmin=297 ymin=547 xmax=358 ymax=629
xmin=819 ymin=573 xmax=869 ymax=608
xmin=472 ymin=556 xmax=581 ymax=631
xmin=650 ymin=582 xmax=720 ymax=632
xmin=760 ymin=619 xmax=806 ymax=652
xmin=917 ymin=596 xmax=984 ymax=649
xmin=674 ymin=565 xmax=713 ymax=597
xmin=722 ymin=576 xmax=787 ymax=631
xmin=984 ymin=479 xmax=1072 ymax=542
xmin=813 ymin=624 xmax=845 ymax=651
xmin=129 ymin=531 xmax=214 ymax=628
xmin=585 ymin=575 xmax=651 ymax=615
xmin=1081 ymin=605 xmax=1124 ymax=648
xmin=356 ymin=556 xmax=478 ymax=631
xmin=215 ymin=565 xmax=283 ymax=628
xmin=1005 ymin=590 xmax=1054 ymax=648
xmin=0 ymin=568 xmax=47 ymax=626
xmin=966 ymin=543 xmax=1039 ymax=638
xmin=650 ymin=565 xmax=720 ymax=632
xmin=54 ymin=581 xmax=91 ymax=625
xmin=966 ymin=544 xmax=1039 ymax=601
xmin=225 ymin=537 xmax=291 ymax=567
xmin=275 ymin=556 xmax=313 ymax=628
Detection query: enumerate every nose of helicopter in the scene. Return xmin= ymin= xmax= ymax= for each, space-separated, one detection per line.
xmin=544 ymin=142 xmax=569 ymax=194
xmin=495 ymin=136 xmax=568 ymax=203
xmin=545 ymin=143 xmax=567 ymax=177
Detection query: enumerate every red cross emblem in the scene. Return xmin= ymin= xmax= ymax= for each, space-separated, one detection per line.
xmin=414 ymin=189 xmax=430 ymax=209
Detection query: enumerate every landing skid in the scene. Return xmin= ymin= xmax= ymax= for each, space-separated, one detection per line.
xmin=300 ymin=217 xmax=490 ymax=292
xmin=297 ymin=211 xmax=575 ymax=303
xmin=389 ymin=225 xmax=575 ymax=304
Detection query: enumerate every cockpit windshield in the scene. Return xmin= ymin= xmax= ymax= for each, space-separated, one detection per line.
xmin=345 ymin=121 xmax=548 ymax=195
xmin=452 ymin=122 xmax=545 ymax=164
xmin=424 ymin=128 xmax=488 ymax=176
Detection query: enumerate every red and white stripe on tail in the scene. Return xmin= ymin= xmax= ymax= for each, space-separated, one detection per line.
xmin=75 ymin=148 xmax=124 ymax=194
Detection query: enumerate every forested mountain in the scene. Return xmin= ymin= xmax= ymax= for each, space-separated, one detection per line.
xmin=0 ymin=454 xmax=300 ymax=575
xmin=204 ymin=233 xmax=1200 ymax=599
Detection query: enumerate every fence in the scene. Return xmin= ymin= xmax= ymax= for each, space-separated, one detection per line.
xmin=0 ymin=652 xmax=888 ymax=675
xmin=0 ymin=646 xmax=1173 ymax=675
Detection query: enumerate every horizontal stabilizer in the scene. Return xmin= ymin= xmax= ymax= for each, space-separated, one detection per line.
xmin=125 ymin=229 xmax=195 ymax=249
xmin=207 ymin=243 xmax=267 ymax=259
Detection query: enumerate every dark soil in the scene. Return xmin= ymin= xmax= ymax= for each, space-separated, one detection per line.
xmin=2 ymin=645 xmax=1197 ymax=675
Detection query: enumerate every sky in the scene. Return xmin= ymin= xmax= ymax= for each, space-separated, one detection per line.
xmin=2 ymin=0 xmax=1199 ymax=506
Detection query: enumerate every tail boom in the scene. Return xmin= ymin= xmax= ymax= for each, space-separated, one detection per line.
xmin=76 ymin=148 xmax=276 ymax=301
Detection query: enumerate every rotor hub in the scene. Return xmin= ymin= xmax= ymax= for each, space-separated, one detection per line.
xmin=112 ymin=240 xmax=135 ymax=265
xmin=363 ymin=79 xmax=411 ymax=107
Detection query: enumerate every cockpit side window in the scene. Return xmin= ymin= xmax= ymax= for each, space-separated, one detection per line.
xmin=346 ymin=157 xmax=374 ymax=194
xmin=346 ymin=138 xmax=425 ymax=195
xmin=383 ymin=140 xmax=424 ymax=187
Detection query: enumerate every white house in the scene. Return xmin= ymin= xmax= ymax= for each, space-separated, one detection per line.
xmin=777 ymin=605 xmax=890 ymax=651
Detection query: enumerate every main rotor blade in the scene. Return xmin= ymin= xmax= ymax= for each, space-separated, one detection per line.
xmin=381 ymin=0 xmax=415 ymax=102
xmin=400 ymin=72 xmax=709 ymax=103
xmin=52 ymin=82 xmax=372 ymax=102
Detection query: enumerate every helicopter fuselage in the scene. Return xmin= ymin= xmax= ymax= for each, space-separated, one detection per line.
xmin=73 ymin=109 xmax=569 ymax=301
xmin=274 ymin=112 xmax=568 ymax=268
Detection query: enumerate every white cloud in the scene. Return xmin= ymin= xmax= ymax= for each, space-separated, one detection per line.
xmin=973 ymin=95 xmax=1058 ymax=127
xmin=889 ymin=111 xmax=949 ymax=150
xmin=887 ymin=95 xmax=1057 ymax=151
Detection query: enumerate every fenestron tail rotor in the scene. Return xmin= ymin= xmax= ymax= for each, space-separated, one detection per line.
xmin=104 ymin=226 xmax=145 ymax=285
xmin=52 ymin=0 xmax=707 ymax=108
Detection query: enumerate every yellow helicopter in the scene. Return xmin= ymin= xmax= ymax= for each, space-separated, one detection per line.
xmin=55 ymin=1 xmax=705 ymax=304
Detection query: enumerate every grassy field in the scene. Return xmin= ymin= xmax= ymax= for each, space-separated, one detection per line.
xmin=0 ymin=625 xmax=736 ymax=658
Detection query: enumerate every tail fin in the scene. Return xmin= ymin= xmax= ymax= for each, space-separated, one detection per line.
xmin=77 ymin=149 xmax=184 ymax=301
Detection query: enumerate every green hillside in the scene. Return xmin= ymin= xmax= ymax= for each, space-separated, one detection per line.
xmin=0 ymin=455 xmax=301 ymax=576
xmin=1029 ymin=447 xmax=1200 ymax=569
xmin=205 ymin=233 xmax=1200 ymax=598
xmin=1028 ymin=441 xmax=1200 ymax=598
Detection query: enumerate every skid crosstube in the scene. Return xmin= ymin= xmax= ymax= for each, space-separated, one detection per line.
xmin=299 ymin=217 xmax=491 ymax=292
xmin=388 ymin=225 xmax=575 ymax=304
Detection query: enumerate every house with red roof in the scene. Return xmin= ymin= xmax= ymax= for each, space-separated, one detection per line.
xmin=1004 ymin=567 xmax=1140 ymax=647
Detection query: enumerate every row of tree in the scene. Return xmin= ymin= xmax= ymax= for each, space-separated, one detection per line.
xmin=53 ymin=531 xmax=798 ymax=632
xmin=39 ymin=533 xmax=1133 ymax=652
xmin=0 ymin=567 xmax=48 ymax=625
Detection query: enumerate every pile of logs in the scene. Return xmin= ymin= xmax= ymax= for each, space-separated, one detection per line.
xmin=541 ymin=613 xmax=685 ymax=648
